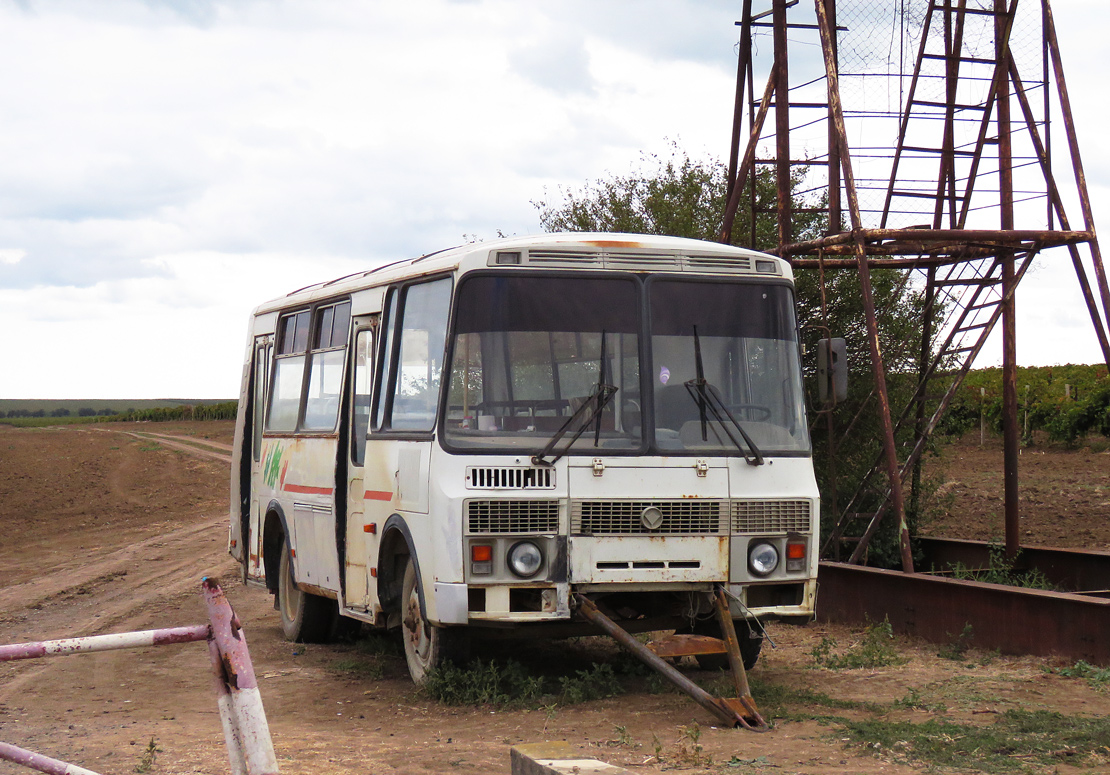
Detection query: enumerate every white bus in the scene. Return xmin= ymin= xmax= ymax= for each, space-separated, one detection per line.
xmin=229 ymin=233 xmax=819 ymax=683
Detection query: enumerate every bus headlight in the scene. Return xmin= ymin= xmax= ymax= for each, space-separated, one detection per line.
xmin=748 ymin=541 xmax=779 ymax=577
xmin=507 ymin=541 xmax=543 ymax=578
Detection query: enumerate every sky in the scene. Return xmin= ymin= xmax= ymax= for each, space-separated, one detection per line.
xmin=1 ymin=0 xmax=1107 ymax=400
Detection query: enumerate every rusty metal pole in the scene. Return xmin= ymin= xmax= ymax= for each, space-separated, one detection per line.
xmin=912 ymin=267 xmax=936 ymax=519
xmin=997 ymin=0 xmax=1021 ymax=561
xmin=1006 ymin=58 xmax=1110 ymax=365
xmin=0 ymin=743 xmax=102 ymax=775
xmin=819 ymin=254 xmax=841 ymax=559
xmin=0 ymin=626 xmax=211 ymax=662
xmin=814 ymin=0 xmax=914 ymax=572
xmin=721 ymin=65 xmax=779 ymax=243
xmin=726 ymin=0 xmax=755 ymax=209
xmin=824 ymin=0 xmax=841 ymax=234
xmin=574 ymin=595 xmax=748 ymax=728
xmin=202 ymin=578 xmax=279 ymax=775
xmin=774 ymin=0 xmax=792 ymax=248
xmin=1044 ymin=2 xmax=1110 ymax=370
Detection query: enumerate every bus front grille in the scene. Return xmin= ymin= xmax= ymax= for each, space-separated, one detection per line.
xmin=571 ymin=500 xmax=728 ymax=535
xmin=732 ymin=500 xmax=811 ymax=533
xmin=466 ymin=500 xmax=560 ymax=534
xmin=520 ymin=249 xmax=759 ymax=275
xmin=684 ymin=254 xmax=753 ymax=272
xmin=466 ymin=466 xmax=555 ymax=490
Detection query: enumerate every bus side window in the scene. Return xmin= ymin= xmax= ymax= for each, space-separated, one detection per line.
xmin=391 ymin=278 xmax=452 ymax=431
xmin=302 ymin=301 xmax=351 ymax=432
xmin=352 ymin=328 xmax=374 ymax=465
xmin=373 ymin=291 xmax=399 ymax=431
xmin=375 ymin=277 xmax=453 ymax=432
xmin=267 ymin=310 xmax=310 ymax=432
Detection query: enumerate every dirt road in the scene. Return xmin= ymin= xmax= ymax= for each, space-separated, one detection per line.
xmin=2 ymin=423 xmax=1108 ymax=775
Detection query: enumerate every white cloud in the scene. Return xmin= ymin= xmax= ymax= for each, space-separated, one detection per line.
xmin=0 ymin=0 xmax=1107 ymax=398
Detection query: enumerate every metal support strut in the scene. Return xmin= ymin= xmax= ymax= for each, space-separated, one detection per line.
xmin=574 ymin=592 xmax=768 ymax=731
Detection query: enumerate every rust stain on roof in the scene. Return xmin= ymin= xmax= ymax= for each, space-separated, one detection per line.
xmin=581 ymin=239 xmax=648 ymax=249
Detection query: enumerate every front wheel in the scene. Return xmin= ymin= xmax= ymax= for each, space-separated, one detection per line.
xmin=401 ymin=558 xmax=468 ymax=684
xmin=278 ymin=541 xmax=335 ymax=642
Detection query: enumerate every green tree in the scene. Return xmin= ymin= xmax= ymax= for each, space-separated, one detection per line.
xmin=535 ymin=141 xmax=811 ymax=249
xmin=534 ymin=143 xmax=936 ymax=566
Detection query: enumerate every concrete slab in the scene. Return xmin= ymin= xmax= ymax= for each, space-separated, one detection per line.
xmin=510 ymin=742 xmax=633 ymax=775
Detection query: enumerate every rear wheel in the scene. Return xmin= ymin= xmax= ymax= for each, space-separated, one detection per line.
xmin=401 ymin=558 xmax=468 ymax=684
xmin=278 ymin=541 xmax=335 ymax=642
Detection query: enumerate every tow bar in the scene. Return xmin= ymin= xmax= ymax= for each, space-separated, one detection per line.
xmin=573 ymin=589 xmax=768 ymax=731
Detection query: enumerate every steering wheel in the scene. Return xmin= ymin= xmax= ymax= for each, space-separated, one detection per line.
xmin=725 ymin=403 xmax=772 ymax=422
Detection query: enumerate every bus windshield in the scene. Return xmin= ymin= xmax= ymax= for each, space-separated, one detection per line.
xmin=445 ymin=274 xmax=642 ymax=453
xmin=649 ymin=277 xmax=808 ymax=455
xmin=443 ymin=273 xmax=809 ymax=456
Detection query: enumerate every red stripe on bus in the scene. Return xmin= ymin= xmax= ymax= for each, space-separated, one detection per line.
xmin=283 ymin=483 xmax=335 ymax=495
xmin=364 ymin=490 xmax=393 ymax=501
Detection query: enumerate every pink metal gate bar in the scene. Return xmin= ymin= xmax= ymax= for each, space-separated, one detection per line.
xmin=0 ymin=578 xmax=278 ymax=775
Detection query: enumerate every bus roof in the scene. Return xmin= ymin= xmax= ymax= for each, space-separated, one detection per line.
xmin=253 ymin=233 xmax=789 ymax=315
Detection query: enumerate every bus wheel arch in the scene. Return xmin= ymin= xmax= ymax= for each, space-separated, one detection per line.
xmin=262 ymin=504 xmax=288 ymax=596
xmin=263 ymin=503 xmax=334 ymax=642
xmin=376 ymin=515 xmax=419 ymax=615
xmin=376 ymin=515 xmax=469 ymax=683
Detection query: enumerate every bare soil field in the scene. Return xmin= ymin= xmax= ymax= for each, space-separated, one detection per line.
xmin=1 ymin=423 xmax=1109 ymax=775
xmin=921 ymin=433 xmax=1110 ymax=550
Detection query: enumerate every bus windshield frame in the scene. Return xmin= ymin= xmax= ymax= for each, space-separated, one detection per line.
xmin=440 ymin=270 xmax=810 ymax=458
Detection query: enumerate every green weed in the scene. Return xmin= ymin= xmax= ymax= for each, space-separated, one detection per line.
xmin=840 ymin=709 xmax=1110 ymax=773
xmin=328 ymin=656 xmax=384 ymax=680
xmin=809 ymin=618 xmax=906 ymax=670
xmin=919 ymin=674 xmax=1006 ymax=709
xmin=673 ymin=723 xmax=710 ymax=768
xmin=135 ymin=737 xmax=161 ymax=773
xmin=423 ymin=657 xmax=627 ymax=709
xmin=893 ymin=687 xmax=946 ymax=712
xmin=1050 ymin=660 xmax=1110 ymax=691
xmin=747 ymin=675 xmax=883 ymax=720
xmin=646 ymin=672 xmax=680 ymax=694
xmin=422 ymin=659 xmax=544 ymax=707
xmin=937 ymin=623 xmax=975 ymax=661
xmin=948 ymin=544 xmax=1054 ymax=590
xmin=354 ymin=632 xmax=402 ymax=658
xmin=611 ymin=724 xmax=636 ymax=748
xmin=558 ymin=662 xmax=623 ymax=704
xmin=723 ymin=755 xmax=772 ymax=769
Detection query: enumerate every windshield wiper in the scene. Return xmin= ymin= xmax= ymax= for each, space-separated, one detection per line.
xmin=683 ymin=326 xmax=764 ymax=466
xmin=532 ymin=332 xmax=618 ymax=466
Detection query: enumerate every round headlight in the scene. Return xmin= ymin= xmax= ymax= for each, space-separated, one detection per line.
xmin=748 ymin=541 xmax=779 ymax=577
xmin=507 ymin=541 xmax=543 ymax=578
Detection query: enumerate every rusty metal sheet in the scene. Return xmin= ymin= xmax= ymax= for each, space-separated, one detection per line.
xmin=817 ymin=561 xmax=1110 ymax=663
xmin=646 ymin=634 xmax=726 ymax=658
xmin=919 ymin=538 xmax=1110 ymax=594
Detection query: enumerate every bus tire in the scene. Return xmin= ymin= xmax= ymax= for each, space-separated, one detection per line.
xmin=690 ymin=618 xmax=762 ymax=672
xmin=278 ymin=542 xmax=334 ymax=643
xmin=401 ymin=558 xmax=467 ymax=684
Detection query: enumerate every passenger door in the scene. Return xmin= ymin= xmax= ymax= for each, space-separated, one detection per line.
xmin=247 ymin=334 xmax=272 ymax=581
xmin=344 ymin=319 xmax=384 ymax=612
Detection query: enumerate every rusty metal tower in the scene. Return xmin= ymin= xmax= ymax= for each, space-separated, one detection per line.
xmin=721 ymin=0 xmax=1110 ymax=570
